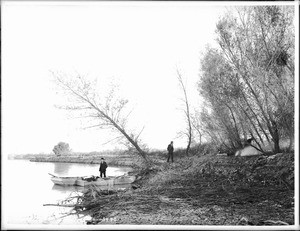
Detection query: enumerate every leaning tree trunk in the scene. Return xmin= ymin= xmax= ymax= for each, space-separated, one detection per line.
xmin=54 ymin=73 xmax=152 ymax=168
xmin=93 ymin=104 xmax=152 ymax=167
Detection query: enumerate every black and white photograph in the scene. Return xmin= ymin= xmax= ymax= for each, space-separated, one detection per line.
xmin=1 ymin=0 xmax=298 ymax=230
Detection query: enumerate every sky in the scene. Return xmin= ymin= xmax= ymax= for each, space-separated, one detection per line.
xmin=2 ymin=1 xmax=229 ymax=155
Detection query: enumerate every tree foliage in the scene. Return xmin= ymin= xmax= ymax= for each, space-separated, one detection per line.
xmin=53 ymin=142 xmax=71 ymax=156
xmin=198 ymin=6 xmax=294 ymax=153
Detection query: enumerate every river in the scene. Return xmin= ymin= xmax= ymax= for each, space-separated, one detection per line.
xmin=2 ymin=159 xmax=133 ymax=227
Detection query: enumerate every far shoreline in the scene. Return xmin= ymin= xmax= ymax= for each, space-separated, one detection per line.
xmin=29 ymin=157 xmax=135 ymax=167
xmin=9 ymin=152 xmax=141 ymax=168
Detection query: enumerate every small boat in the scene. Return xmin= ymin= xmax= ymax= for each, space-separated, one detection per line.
xmin=76 ymin=177 xmax=113 ymax=187
xmin=50 ymin=175 xmax=81 ymax=186
xmin=76 ymin=175 xmax=136 ymax=187
xmin=49 ymin=173 xmax=91 ymax=186
xmin=49 ymin=173 xmax=136 ymax=187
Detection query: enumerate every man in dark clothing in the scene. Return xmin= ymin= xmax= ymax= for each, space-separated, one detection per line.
xmin=167 ymin=141 xmax=174 ymax=162
xmin=99 ymin=158 xmax=108 ymax=178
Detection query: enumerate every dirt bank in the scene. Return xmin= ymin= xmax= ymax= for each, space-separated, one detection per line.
xmin=66 ymin=152 xmax=294 ymax=226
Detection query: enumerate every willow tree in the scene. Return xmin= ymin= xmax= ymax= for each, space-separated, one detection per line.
xmin=52 ymin=72 xmax=151 ymax=167
xmin=215 ymin=6 xmax=294 ymax=153
xmin=199 ymin=48 xmax=246 ymax=151
xmin=198 ymin=6 xmax=294 ymax=153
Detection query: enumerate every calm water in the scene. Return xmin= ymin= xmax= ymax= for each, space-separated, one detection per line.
xmin=2 ymin=159 xmax=132 ymax=227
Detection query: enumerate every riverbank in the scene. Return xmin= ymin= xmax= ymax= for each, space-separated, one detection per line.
xmin=20 ymin=151 xmax=144 ymax=167
xmin=30 ymin=155 xmax=139 ymax=167
xmin=68 ymin=152 xmax=294 ymax=226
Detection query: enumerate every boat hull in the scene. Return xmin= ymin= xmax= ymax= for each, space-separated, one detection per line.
xmin=76 ymin=178 xmax=113 ymax=187
xmin=76 ymin=175 xmax=136 ymax=187
xmin=51 ymin=176 xmax=80 ymax=186
xmin=50 ymin=174 xmax=136 ymax=187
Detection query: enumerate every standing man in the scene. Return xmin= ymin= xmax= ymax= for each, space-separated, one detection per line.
xmin=167 ymin=141 xmax=174 ymax=163
xmin=99 ymin=158 xmax=108 ymax=178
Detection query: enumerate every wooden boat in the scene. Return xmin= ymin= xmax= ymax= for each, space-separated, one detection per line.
xmin=49 ymin=173 xmax=136 ymax=187
xmin=49 ymin=173 xmax=91 ymax=186
xmin=76 ymin=175 xmax=136 ymax=187
xmin=76 ymin=177 xmax=113 ymax=187
xmin=50 ymin=176 xmax=81 ymax=186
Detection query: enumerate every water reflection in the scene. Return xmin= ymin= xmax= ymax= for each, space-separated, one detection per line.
xmin=54 ymin=162 xmax=72 ymax=175
xmin=4 ymin=160 xmax=133 ymax=226
xmin=52 ymin=184 xmax=86 ymax=194
xmin=52 ymin=182 xmax=132 ymax=193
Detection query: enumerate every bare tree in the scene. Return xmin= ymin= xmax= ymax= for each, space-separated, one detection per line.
xmin=52 ymin=72 xmax=151 ymax=167
xmin=191 ymin=109 xmax=203 ymax=146
xmin=176 ymin=68 xmax=192 ymax=156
